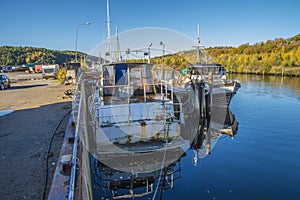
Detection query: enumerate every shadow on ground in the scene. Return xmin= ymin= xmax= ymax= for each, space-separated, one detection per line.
xmin=8 ymin=84 xmax=48 ymax=90
xmin=0 ymin=101 xmax=71 ymax=200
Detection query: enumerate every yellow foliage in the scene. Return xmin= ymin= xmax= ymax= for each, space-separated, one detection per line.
xmin=57 ymin=68 xmax=66 ymax=81
xmin=25 ymin=57 xmax=31 ymax=63
xmin=296 ymin=46 xmax=300 ymax=63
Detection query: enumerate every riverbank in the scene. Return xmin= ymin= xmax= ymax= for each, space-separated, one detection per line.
xmin=228 ymin=66 xmax=300 ymax=77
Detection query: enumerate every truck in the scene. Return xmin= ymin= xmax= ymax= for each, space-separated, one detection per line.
xmin=34 ymin=64 xmax=42 ymax=73
xmin=42 ymin=64 xmax=59 ymax=79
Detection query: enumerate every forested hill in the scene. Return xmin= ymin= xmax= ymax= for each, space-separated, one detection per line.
xmin=136 ymin=33 xmax=300 ymax=76
xmin=1 ymin=33 xmax=300 ymax=76
xmin=0 ymin=46 xmax=86 ymax=65
xmin=205 ymin=33 xmax=300 ymax=76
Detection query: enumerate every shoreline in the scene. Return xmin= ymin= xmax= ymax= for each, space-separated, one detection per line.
xmin=228 ymin=71 xmax=300 ymax=77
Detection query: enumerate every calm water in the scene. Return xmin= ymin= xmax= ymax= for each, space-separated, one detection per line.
xmin=92 ymin=74 xmax=300 ymax=200
xmin=174 ymin=74 xmax=300 ymax=200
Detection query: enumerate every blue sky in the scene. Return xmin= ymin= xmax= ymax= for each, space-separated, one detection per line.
xmin=1 ymin=0 xmax=300 ymax=54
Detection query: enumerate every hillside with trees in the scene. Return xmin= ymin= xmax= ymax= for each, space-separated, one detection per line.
xmin=126 ymin=33 xmax=300 ymax=76
xmin=174 ymin=33 xmax=300 ymax=76
xmin=0 ymin=46 xmax=86 ymax=66
xmin=1 ymin=33 xmax=300 ymax=76
xmin=205 ymin=33 xmax=300 ymax=76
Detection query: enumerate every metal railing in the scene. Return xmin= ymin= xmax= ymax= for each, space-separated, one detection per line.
xmin=88 ymin=80 xmax=181 ymax=126
xmin=96 ymin=101 xmax=181 ymax=126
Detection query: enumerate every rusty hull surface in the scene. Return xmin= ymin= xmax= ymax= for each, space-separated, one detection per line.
xmin=48 ymin=115 xmax=82 ymax=200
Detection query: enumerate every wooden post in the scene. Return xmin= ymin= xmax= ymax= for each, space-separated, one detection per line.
xmin=206 ymin=72 xmax=213 ymax=155
xmin=200 ymin=82 xmax=206 ymax=119
xmin=206 ymin=129 xmax=211 ymax=155
xmin=208 ymin=72 xmax=213 ymax=110
xmin=199 ymin=84 xmax=204 ymax=118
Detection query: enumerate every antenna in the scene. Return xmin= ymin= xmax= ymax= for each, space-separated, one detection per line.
xmin=197 ymin=25 xmax=200 ymax=62
xmin=106 ymin=0 xmax=111 ymax=59
xmin=192 ymin=24 xmax=204 ymax=63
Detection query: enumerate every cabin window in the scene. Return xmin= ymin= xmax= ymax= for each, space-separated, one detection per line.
xmin=102 ymin=65 xmax=115 ymax=95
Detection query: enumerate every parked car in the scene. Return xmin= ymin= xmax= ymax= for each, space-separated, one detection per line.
xmin=0 ymin=74 xmax=11 ymax=90
xmin=0 ymin=66 xmax=13 ymax=72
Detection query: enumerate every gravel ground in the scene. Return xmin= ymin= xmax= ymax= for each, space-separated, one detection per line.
xmin=0 ymin=78 xmax=73 ymax=200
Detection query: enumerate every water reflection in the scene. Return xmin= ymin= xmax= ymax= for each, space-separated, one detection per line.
xmin=90 ymin=108 xmax=238 ymax=199
xmin=191 ymin=108 xmax=238 ymax=166
xmin=91 ymin=150 xmax=184 ymax=199
xmin=229 ymin=74 xmax=300 ymax=101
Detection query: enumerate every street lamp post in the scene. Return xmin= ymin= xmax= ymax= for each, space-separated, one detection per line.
xmin=147 ymin=42 xmax=152 ymax=64
xmin=159 ymin=41 xmax=165 ymax=66
xmin=75 ymin=21 xmax=90 ymax=62
xmin=159 ymin=41 xmax=165 ymax=99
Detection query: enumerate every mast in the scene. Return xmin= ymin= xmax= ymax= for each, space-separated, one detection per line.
xmin=192 ymin=24 xmax=203 ymax=64
xmin=106 ymin=0 xmax=111 ymax=59
xmin=197 ymin=25 xmax=201 ymax=63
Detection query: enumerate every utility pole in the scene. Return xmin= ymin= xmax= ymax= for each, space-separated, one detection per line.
xmin=147 ymin=42 xmax=152 ymax=64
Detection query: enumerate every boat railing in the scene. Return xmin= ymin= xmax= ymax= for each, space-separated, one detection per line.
xmin=93 ymin=80 xmax=181 ymax=125
xmin=96 ymin=101 xmax=181 ymax=126
xmin=100 ymin=79 xmax=175 ymax=103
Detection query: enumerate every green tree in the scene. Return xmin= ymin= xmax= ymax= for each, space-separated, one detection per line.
xmin=296 ymin=46 xmax=300 ymax=64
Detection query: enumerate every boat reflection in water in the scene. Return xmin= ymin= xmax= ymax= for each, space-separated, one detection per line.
xmin=90 ymin=108 xmax=238 ymax=199
xmin=191 ymin=108 xmax=238 ymax=166
xmin=91 ymin=149 xmax=185 ymax=199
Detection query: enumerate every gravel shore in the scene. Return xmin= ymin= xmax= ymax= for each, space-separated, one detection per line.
xmin=0 ymin=78 xmax=73 ymax=200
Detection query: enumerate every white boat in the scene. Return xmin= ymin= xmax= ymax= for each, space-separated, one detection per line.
xmin=86 ymin=62 xmax=200 ymax=163
xmin=189 ymin=63 xmax=241 ymax=106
